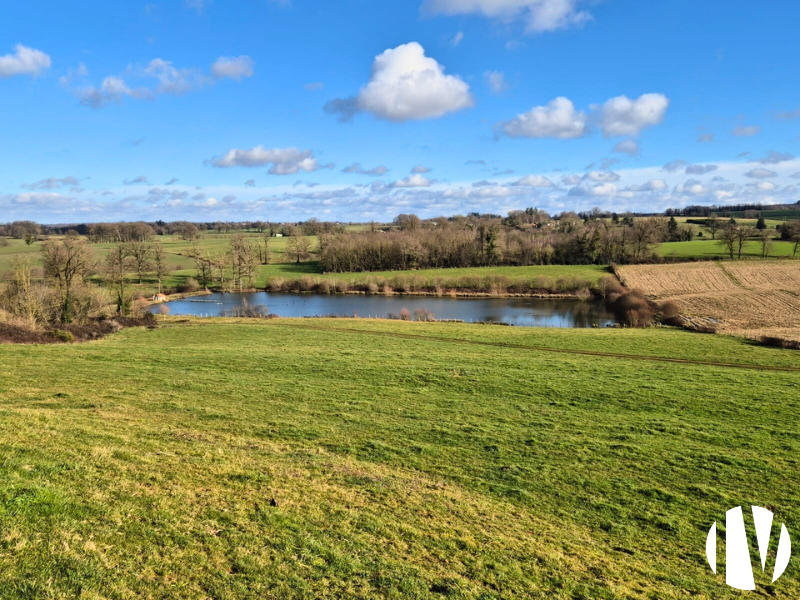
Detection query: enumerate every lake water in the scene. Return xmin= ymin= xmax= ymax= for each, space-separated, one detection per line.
xmin=150 ymin=292 xmax=616 ymax=328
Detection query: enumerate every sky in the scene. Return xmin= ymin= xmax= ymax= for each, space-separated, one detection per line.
xmin=2 ymin=0 xmax=799 ymax=224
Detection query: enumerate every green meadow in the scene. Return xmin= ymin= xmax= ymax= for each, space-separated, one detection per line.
xmin=1 ymin=318 xmax=798 ymax=598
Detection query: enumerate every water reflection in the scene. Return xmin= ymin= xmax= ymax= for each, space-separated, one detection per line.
xmin=151 ymin=292 xmax=616 ymax=329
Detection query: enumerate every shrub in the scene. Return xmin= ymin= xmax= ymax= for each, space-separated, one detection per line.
xmin=414 ymin=308 xmax=435 ymax=322
xmin=47 ymin=329 xmax=75 ymax=343
xmin=608 ymin=290 xmax=656 ymax=327
xmin=182 ymin=277 xmax=200 ymax=293
xmin=367 ymin=282 xmax=380 ymax=294
xmin=399 ymin=308 xmax=411 ymax=321
xmin=266 ymin=277 xmax=285 ymax=292
xmin=316 ymin=279 xmax=332 ymax=294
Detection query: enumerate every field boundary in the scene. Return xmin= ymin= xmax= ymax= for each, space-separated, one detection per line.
xmin=258 ymin=321 xmax=800 ymax=373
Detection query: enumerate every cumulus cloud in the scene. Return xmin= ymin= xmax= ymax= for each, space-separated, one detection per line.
xmin=496 ymin=93 xmax=669 ymax=140
xmin=685 ymin=164 xmax=718 ymax=175
xmin=412 ymin=165 xmax=432 ymax=173
xmin=22 ymin=177 xmax=80 ymax=190
xmin=791 ymin=172 xmax=800 ymax=180
xmin=662 ymin=159 xmax=688 ymax=173
xmin=495 ymin=97 xmax=587 ymax=139
xmin=211 ymin=56 xmax=254 ymax=81
xmin=342 ymin=163 xmax=389 ymax=176
xmin=568 ymin=182 xmax=618 ymax=197
xmin=245 ymin=179 xmax=256 ymax=187
xmin=674 ymin=179 xmax=708 ymax=196
xmin=392 ymin=174 xmax=434 ymax=188
xmin=485 ymin=70 xmax=509 ymax=94
xmin=165 ymin=178 xmax=179 ymax=185
xmin=511 ymin=175 xmax=555 ymax=187
xmin=744 ymin=168 xmax=778 ymax=179
xmin=0 ymin=44 xmax=51 ymax=78
xmin=613 ymin=139 xmax=640 ymax=155
xmin=421 ymin=0 xmax=594 ymax=34
xmin=208 ymin=146 xmax=333 ymax=175
xmin=597 ymin=93 xmax=670 ymax=137
xmin=325 ymin=42 xmax=473 ymax=122
xmin=733 ymin=125 xmax=761 ymax=136
xmin=79 ymin=76 xmax=152 ymax=108
xmin=758 ymin=151 xmax=795 ymax=164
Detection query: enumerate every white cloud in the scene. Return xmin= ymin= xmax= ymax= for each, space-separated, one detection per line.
xmin=422 ymin=0 xmax=594 ymax=34
xmin=624 ymin=179 xmax=668 ymax=192
xmin=598 ymin=93 xmax=670 ymax=137
xmin=485 ymin=70 xmax=509 ymax=94
xmin=79 ymin=76 xmax=153 ymax=108
xmin=585 ymin=171 xmax=620 ymax=183
xmin=511 ymin=175 xmax=555 ymax=187
xmin=662 ymin=159 xmax=688 ymax=173
xmin=185 ymin=0 xmax=207 ymax=14
xmin=208 ymin=146 xmax=333 ymax=175
xmin=392 ymin=174 xmax=434 ymax=188
xmin=325 ymin=42 xmax=473 ymax=122
xmin=211 ymin=56 xmax=254 ymax=81
xmin=568 ymin=182 xmax=618 ymax=197
xmin=451 ymin=31 xmax=464 ymax=47
xmin=744 ymin=168 xmax=778 ymax=179
xmin=304 ymin=82 xmax=324 ymax=91
xmin=412 ymin=165 xmax=432 ymax=174
xmin=22 ymin=177 xmax=80 ymax=190
xmin=758 ymin=151 xmax=794 ymax=165
xmin=685 ymin=164 xmax=718 ymax=175
xmin=342 ymin=163 xmax=389 ymax=176
xmin=733 ymin=125 xmax=761 ymax=136
xmin=0 ymin=44 xmax=51 ymax=78
xmin=495 ymin=97 xmax=587 ymax=139
xmin=698 ymin=133 xmax=714 ymax=143
xmin=613 ymin=139 xmax=640 ymax=155
xmin=674 ymin=179 xmax=708 ymax=195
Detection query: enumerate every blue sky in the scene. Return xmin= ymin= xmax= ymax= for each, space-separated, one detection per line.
xmin=2 ymin=0 xmax=799 ymax=223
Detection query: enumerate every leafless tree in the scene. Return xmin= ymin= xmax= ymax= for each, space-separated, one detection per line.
xmin=41 ymin=238 xmax=94 ymax=323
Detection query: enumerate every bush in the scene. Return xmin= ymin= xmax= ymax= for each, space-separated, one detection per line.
xmin=414 ymin=308 xmax=435 ymax=322
xmin=760 ymin=336 xmax=800 ymax=350
xmin=608 ymin=290 xmax=655 ymax=327
xmin=182 ymin=277 xmax=200 ymax=293
xmin=399 ymin=308 xmax=411 ymax=321
xmin=47 ymin=329 xmax=75 ymax=343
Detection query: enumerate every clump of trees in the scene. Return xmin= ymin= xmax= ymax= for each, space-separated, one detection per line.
xmin=320 ymin=214 xmax=672 ymax=273
xmin=1 ymin=240 xmax=108 ymax=327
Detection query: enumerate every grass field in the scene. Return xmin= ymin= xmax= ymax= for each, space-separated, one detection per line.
xmin=657 ymin=238 xmax=798 ymax=258
xmin=618 ymin=261 xmax=800 ymax=341
xmin=1 ymin=318 xmax=799 ymax=598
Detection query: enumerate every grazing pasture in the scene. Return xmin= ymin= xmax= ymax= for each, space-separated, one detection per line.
xmin=0 ymin=318 xmax=798 ymax=598
xmin=618 ymin=261 xmax=800 ymax=340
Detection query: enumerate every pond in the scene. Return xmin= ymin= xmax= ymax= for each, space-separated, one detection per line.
xmin=150 ymin=292 xmax=617 ymax=328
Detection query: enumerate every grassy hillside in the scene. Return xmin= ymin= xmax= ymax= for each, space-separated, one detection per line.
xmin=657 ymin=238 xmax=797 ymax=258
xmin=0 ymin=319 xmax=798 ymax=598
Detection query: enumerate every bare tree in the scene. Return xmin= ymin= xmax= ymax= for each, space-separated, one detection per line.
xmin=758 ymin=229 xmax=774 ymax=258
xmin=287 ymin=229 xmax=311 ymax=264
xmin=126 ymin=240 xmax=153 ymax=283
xmin=41 ymin=238 xmax=94 ymax=323
xmin=105 ymin=244 xmax=134 ymax=314
xmin=153 ymin=243 xmax=171 ymax=293
xmin=704 ymin=215 xmax=721 ymax=240
xmin=717 ymin=223 xmax=737 ymax=259
xmin=734 ymin=226 xmax=755 ymax=259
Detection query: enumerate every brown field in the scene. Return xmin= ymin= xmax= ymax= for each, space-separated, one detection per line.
xmin=617 ymin=261 xmax=800 ymax=341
